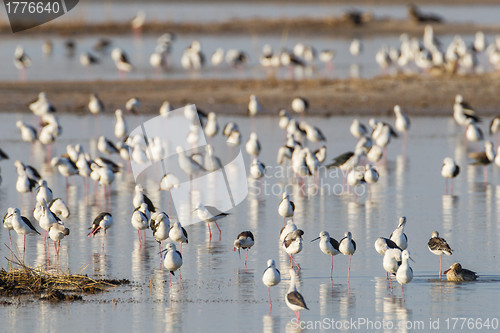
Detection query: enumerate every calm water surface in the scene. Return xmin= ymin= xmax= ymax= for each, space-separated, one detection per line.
xmin=0 ymin=113 xmax=499 ymax=332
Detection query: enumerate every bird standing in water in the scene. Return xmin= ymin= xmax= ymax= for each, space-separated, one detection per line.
xmin=262 ymin=259 xmax=281 ymax=312
xmin=427 ymin=231 xmax=453 ymax=278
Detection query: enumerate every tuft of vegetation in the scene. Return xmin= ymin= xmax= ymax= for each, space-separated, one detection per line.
xmin=0 ymin=251 xmax=129 ymax=302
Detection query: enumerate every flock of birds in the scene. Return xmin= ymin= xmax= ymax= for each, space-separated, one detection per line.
xmin=0 ymin=87 xmax=492 ymax=319
xmin=11 ymin=23 xmax=500 ymax=80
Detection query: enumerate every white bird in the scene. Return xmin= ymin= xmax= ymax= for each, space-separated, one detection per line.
xmin=428 ymin=231 xmax=453 ymax=278
xmin=248 ymin=94 xmax=261 ymax=116
xmin=390 ymin=217 xmax=408 ymax=250
xmin=374 ymin=237 xmax=401 ymax=257
xmin=396 ymin=250 xmax=413 ymax=302
xmin=394 ymin=105 xmax=410 ymax=133
xmin=280 ymin=219 xmax=297 ymax=244
xmin=97 ymin=136 xmax=119 ymax=155
xmin=194 ymin=203 xmax=229 ymax=240
xmin=29 ymin=92 xmax=55 ymax=116
xmin=80 ymin=52 xmax=100 ymax=66
xmin=125 ymin=97 xmax=141 ymax=115
xmin=339 ymin=231 xmax=356 ymax=281
xmin=249 ymin=158 xmax=265 ymax=179
xmin=233 ymin=231 xmax=255 ymax=266
xmin=35 ymin=179 xmax=53 ymax=204
xmin=111 ymin=48 xmax=133 ymax=72
xmin=131 ymin=203 xmax=150 ymax=246
xmin=176 ymin=146 xmax=205 ymax=180
xmin=88 ymin=212 xmax=113 ymax=247
xmin=160 ymin=173 xmax=180 ymax=193
xmin=3 ymin=208 xmax=15 ymax=246
xmin=49 ymin=198 xmax=70 ymax=219
xmin=48 ymin=222 xmax=70 ymax=255
xmin=311 ymin=231 xmax=340 ymax=279
xmin=278 ymin=109 xmax=291 ymax=130
xmin=204 ymin=112 xmax=219 ymax=138
xmin=465 ymin=118 xmax=484 ymax=143
xmin=283 ymin=229 xmax=304 ymax=270
xmin=350 ymin=39 xmax=362 ymax=56
xmin=291 ymin=97 xmax=309 ymax=114
xmin=114 ymin=109 xmax=128 ymax=139
xmin=150 ymin=212 xmax=170 ymax=252
xmin=278 ymin=192 xmax=295 ymax=224
xmin=14 ymin=45 xmax=31 ymax=70
xmin=383 ymin=248 xmax=402 ymax=291
xmin=350 ymin=119 xmax=367 ymax=138
xmin=38 ymin=199 xmax=59 ymax=236
xmin=211 ymin=48 xmax=225 ymax=67
xmin=133 ymin=184 xmax=155 ymax=212
xmin=159 ymin=101 xmax=172 ymax=117
xmin=364 ymin=164 xmax=379 ymax=184
xmin=245 ymin=132 xmax=261 ymax=157
xmin=262 ymin=259 xmax=281 ymax=311
xmin=161 ymin=243 xmax=183 ymax=286
xmin=16 ymin=121 xmax=37 ymax=143
xmin=285 ymin=269 xmax=309 ymax=321
xmin=169 ymin=220 xmax=188 ymax=251
xmin=441 ymin=157 xmax=460 ymax=194
xmin=7 ymin=208 xmax=40 ymax=254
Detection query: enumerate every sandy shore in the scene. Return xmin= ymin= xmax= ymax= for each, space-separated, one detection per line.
xmin=1 ymin=73 xmax=500 ymax=117
xmin=2 ymin=16 xmax=498 ymax=37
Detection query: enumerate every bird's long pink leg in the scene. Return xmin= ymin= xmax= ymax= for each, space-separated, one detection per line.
xmin=347 ymin=255 xmax=352 ymax=281
xmin=215 ymin=222 xmax=221 ymax=240
xmin=401 ymin=285 xmax=405 ymax=303
xmin=330 ymin=255 xmax=334 ymax=280
xmin=207 ymin=223 xmax=212 ymax=240
xmin=291 ymin=256 xmax=301 ymax=270
xmin=439 ymin=255 xmax=442 ymax=278
xmin=389 ymin=275 xmax=393 ymax=293
xmin=268 ymin=287 xmax=272 ymax=312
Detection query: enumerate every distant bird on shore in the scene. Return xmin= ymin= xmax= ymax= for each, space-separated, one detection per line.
xmin=291 ymin=97 xmax=309 ymax=114
xmin=14 ymin=46 xmax=31 ymax=70
xmin=80 ymin=52 xmax=100 ymax=66
xmin=428 ymin=231 xmax=453 ymax=278
xmin=248 ymin=94 xmax=261 ymax=116
xmin=88 ymin=93 xmax=104 ymax=115
xmin=111 ymin=48 xmax=133 ymax=72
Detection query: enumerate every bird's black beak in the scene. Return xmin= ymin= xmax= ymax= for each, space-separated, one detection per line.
xmin=311 ymin=237 xmax=320 ymax=242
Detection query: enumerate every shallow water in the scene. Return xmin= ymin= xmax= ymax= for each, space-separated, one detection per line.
xmin=0 ymin=112 xmax=499 ymax=332
xmin=0 ymin=32 xmax=496 ymax=82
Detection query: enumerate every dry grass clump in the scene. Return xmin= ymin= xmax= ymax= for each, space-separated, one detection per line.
xmin=0 ymin=253 xmax=129 ymax=302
